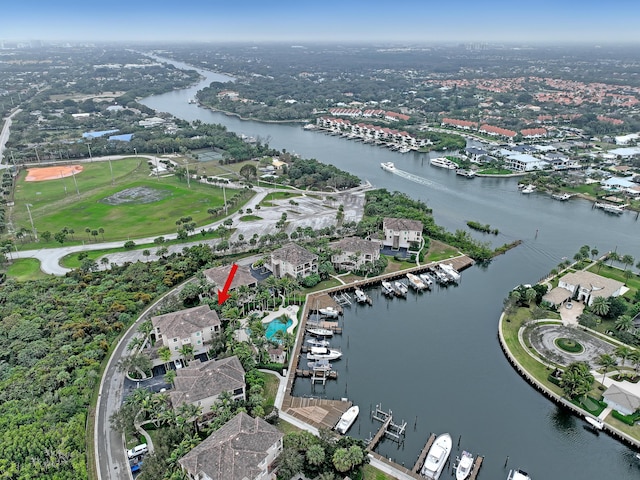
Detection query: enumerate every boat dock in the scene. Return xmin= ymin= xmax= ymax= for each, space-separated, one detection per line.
xmin=294 ymin=368 xmax=338 ymax=382
xmin=368 ymin=404 xmax=407 ymax=449
xmin=412 ymin=433 xmax=436 ymax=473
xmin=469 ymin=455 xmax=484 ymax=480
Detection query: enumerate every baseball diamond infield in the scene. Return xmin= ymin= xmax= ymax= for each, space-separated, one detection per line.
xmin=25 ymin=165 xmax=84 ymax=182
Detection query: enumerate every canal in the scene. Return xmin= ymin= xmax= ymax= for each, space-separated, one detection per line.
xmin=141 ymin=58 xmax=640 ymax=480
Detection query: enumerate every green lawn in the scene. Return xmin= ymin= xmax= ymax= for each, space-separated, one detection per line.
xmin=476 ymin=168 xmax=513 ymax=175
xmin=5 ymin=258 xmax=49 ymax=281
xmin=11 ymin=159 xmax=243 ymax=245
xmin=588 ymin=263 xmax=640 ymax=291
xmin=239 ymin=215 xmax=263 ymax=222
xmin=264 ymin=191 xmax=302 ymax=201
xmin=425 ymin=249 xmax=459 ymax=262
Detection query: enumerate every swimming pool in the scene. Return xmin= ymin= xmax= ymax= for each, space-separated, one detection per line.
xmin=265 ymin=318 xmax=293 ymax=340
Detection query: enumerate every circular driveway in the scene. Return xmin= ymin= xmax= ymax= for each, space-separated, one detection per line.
xmin=527 ymin=323 xmax=616 ymax=366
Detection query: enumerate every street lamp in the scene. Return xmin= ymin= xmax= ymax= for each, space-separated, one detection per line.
xmin=25 ymin=204 xmax=37 ymax=241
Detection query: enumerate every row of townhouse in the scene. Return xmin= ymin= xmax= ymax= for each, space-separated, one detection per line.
xmin=316 ymin=116 xmax=426 ymax=148
xmin=328 ymin=107 xmax=410 ymax=121
xmin=441 ymin=118 xmax=548 ymax=140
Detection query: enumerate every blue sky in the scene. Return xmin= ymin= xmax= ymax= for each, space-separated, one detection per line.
xmin=2 ymin=0 xmax=639 ymax=44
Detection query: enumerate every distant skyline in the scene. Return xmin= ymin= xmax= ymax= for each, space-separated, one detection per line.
xmin=2 ymin=0 xmax=639 ymax=44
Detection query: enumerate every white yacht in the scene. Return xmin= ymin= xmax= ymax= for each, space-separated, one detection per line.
xmin=439 ymin=263 xmax=461 ymax=283
xmin=419 ymin=273 xmax=433 ymax=288
xmin=455 ymin=450 xmax=475 ymax=480
xmin=393 ymin=281 xmax=408 ymax=297
xmin=381 ymin=161 xmax=396 ymax=172
xmin=306 ymin=346 xmax=342 ymax=361
xmin=319 ymin=306 xmax=340 ymax=318
xmin=381 ymin=281 xmax=395 ymax=296
xmin=584 ymin=416 xmax=603 ymax=430
xmin=421 ymin=433 xmax=452 ymax=479
xmin=507 ymin=469 xmax=532 ymax=480
xmin=430 ymin=157 xmax=457 ymax=170
xmin=307 ymin=327 xmax=334 ymax=337
xmin=520 ymin=184 xmax=536 ymax=194
xmin=354 ymin=289 xmax=368 ymax=303
xmin=406 ymin=273 xmax=426 ymax=290
xmin=306 ymin=338 xmax=330 ymax=348
xmin=335 ymin=405 xmax=359 ymax=434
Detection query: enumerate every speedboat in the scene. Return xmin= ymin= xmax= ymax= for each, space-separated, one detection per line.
xmin=507 ymin=469 xmax=531 ymax=480
xmin=430 ymin=157 xmax=457 ymax=169
xmin=584 ymin=416 xmax=603 ymax=430
xmin=306 ymin=338 xmax=330 ymax=348
xmin=421 ymin=433 xmax=452 ymax=479
xmin=319 ymin=306 xmax=340 ymax=318
xmin=306 ymin=346 xmax=342 ymax=361
xmin=381 ymin=161 xmax=396 ymax=172
xmin=308 ymin=359 xmax=332 ymax=370
xmin=419 ymin=273 xmax=433 ymax=288
xmin=307 ymin=327 xmax=334 ymax=337
xmin=455 ymin=168 xmax=475 ymax=178
xmin=456 ymin=450 xmax=474 ymax=480
xmin=335 ymin=405 xmax=359 ymax=434
xmin=440 ymin=263 xmax=461 ymax=283
xmin=406 ymin=273 xmax=426 ymax=290
xmin=393 ymin=281 xmax=408 ymax=297
xmin=381 ymin=281 xmax=394 ymax=296
xmin=521 ymin=184 xmax=536 ymax=194
xmin=354 ymin=289 xmax=368 ymax=303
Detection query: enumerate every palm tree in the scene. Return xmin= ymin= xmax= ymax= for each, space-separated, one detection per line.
xmin=164 ymin=369 xmax=177 ymax=386
xmin=158 ymin=346 xmax=172 ymax=368
xmin=628 ymin=350 xmax=640 ymax=375
xmin=127 ymin=336 xmax=144 ymax=352
xmin=99 ymin=227 xmax=105 ymax=240
xmin=608 ymin=251 xmax=620 ymax=266
xmin=560 ymin=362 xmax=594 ymax=399
xmin=595 ymin=353 xmax=617 ymax=384
xmin=621 ymin=254 xmax=635 ymax=271
xmin=178 ymin=344 xmax=194 ymax=366
xmin=306 ymin=444 xmax=326 ymax=468
xmin=138 ymin=320 xmax=154 ymax=340
xmin=525 ymin=288 xmax=537 ymax=307
xmin=615 ymin=314 xmax=634 ymax=332
xmin=595 ymin=259 xmax=605 ymax=273
xmin=591 ymin=248 xmax=599 ymax=260
xmin=590 ymin=296 xmax=610 ymax=317
xmin=142 ymin=249 xmax=151 ymax=262
xmin=615 ymin=345 xmax=633 ymax=368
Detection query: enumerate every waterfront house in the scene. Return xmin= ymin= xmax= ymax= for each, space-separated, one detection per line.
xmin=267 ymin=243 xmax=318 ymax=279
xmin=330 ymin=237 xmax=381 ymax=271
xmin=204 ymin=264 xmax=258 ymax=293
xmin=178 ymin=412 xmax=283 ymax=480
xmin=383 ymin=217 xmax=423 ymax=250
xmin=267 ymin=347 xmax=286 ymax=364
xmin=556 ymin=271 xmax=624 ymax=306
xmin=151 ymin=305 xmax=221 ymax=361
xmin=602 ymin=384 xmax=640 ymax=416
xmin=170 ymin=356 xmax=246 ymax=413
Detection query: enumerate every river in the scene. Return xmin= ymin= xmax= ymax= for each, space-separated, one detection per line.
xmin=141 ymin=58 xmax=640 ymax=480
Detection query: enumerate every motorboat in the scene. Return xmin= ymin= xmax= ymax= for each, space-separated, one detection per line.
xmin=430 ymin=157 xmax=457 ymax=170
xmin=520 ymin=184 xmax=536 ymax=194
xmin=307 ymin=327 xmax=334 ymax=337
xmin=393 ymin=281 xmax=408 ymax=297
xmin=406 ymin=273 xmax=426 ymax=290
xmin=308 ymin=359 xmax=332 ymax=370
xmin=431 ymin=268 xmax=450 ymax=285
xmin=419 ymin=273 xmax=433 ymax=288
xmin=440 ymin=263 xmax=461 ymax=283
xmin=456 ymin=450 xmax=475 ymax=480
xmin=421 ymin=432 xmax=452 ymax=479
xmin=354 ymin=288 xmax=368 ymax=303
xmin=306 ymin=338 xmax=330 ymax=348
xmin=455 ymin=168 xmax=475 ymax=178
xmin=306 ymin=346 xmax=342 ymax=361
xmin=381 ymin=161 xmax=396 ymax=172
xmin=551 ymin=192 xmax=572 ymax=201
xmin=594 ymin=202 xmax=624 ymax=215
xmin=507 ymin=469 xmax=531 ymax=480
xmin=584 ymin=416 xmax=603 ymax=430
xmin=381 ymin=281 xmax=395 ymax=296
xmin=335 ymin=405 xmax=359 ymax=434
xmin=319 ymin=306 xmax=340 ymax=318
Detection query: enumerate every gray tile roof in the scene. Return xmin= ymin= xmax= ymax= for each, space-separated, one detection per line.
xmin=170 ymin=356 xmax=245 ymax=409
xmin=271 ymin=243 xmax=318 ymax=266
xmin=203 ymin=264 xmax=257 ymax=290
xmin=331 ymin=237 xmax=381 ymax=255
xmin=178 ymin=412 xmax=283 ymax=480
xmin=151 ymin=305 xmax=221 ymax=340
xmin=383 ymin=217 xmax=423 ymax=233
xmin=603 ymin=384 xmax=640 ymax=412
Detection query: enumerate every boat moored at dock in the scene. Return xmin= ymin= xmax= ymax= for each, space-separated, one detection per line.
xmin=594 ymin=202 xmax=624 ymax=215
xmin=307 ymin=346 xmax=342 ymax=361
xmin=551 ymin=192 xmax=573 ymax=201
xmin=430 ymin=157 xmax=457 ymax=170
xmin=584 ymin=416 xmax=603 ymax=430
xmin=319 ymin=306 xmax=340 ymax=318
xmin=307 ymin=327 xmax=334 ymax=337
xmin=381 ymin=281 xmax=395 ymax=296
xmin=335 ymin=405 xmax=359 ymax=434
xmin=439 ymin=263 xmax=461 ymax=283
xmin=419 ymin=273 xmax=433 ymax=288
xmin=354 ymin=288 xmax=369 ymax=303
xmin=507 ymin=469 xmax=532 ymax=480
xmin=455 ymin=450 xmax=475 ymax=480
xmin=393 ymin=281 xmax=408 ymax=297
xmin=421 ymin=432 xmax=452 ymax=479
xmin=455 ymin=168 xmax=475 ymax=178
xmin=306 ymin=338 xmax=330 ymax=348
xmin=406 ymin=273 xmax=427 ymax=290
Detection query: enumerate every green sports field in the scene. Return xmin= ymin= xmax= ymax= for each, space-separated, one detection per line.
xmin=11 ymin=158 xmax=240 ymax=245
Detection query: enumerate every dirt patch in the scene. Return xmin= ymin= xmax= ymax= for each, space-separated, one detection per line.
xmin=26 ymin=165 xmax=83 ymax=182
xmin=100 ymin=186 xmax=172 ymax=206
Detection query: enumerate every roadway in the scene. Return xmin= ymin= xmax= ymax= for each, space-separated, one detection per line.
xmin=0 ymin=108 xmax=22 ymax=169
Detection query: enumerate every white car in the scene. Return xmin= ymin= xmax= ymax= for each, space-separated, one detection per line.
xmin=127 ymin=443 xmax=148 ymax=459
xmin=174 ymin=359 xmax=183 ymax=369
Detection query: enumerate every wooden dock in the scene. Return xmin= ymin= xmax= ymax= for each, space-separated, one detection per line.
xmin=469 ymin=455 xmax=484 ymax=480
xmin=412 ymin=433 xmax=436 ymax=473
xmin=368 ymin=415 xmax=392 ymax=450
xmin=295 ymin=369 xmax=338 ymax=380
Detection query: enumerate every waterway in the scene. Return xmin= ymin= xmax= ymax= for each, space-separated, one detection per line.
xmin=141 ymin=58 xmax=640 ymax=480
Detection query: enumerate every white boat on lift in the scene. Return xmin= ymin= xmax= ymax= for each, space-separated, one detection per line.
xmin=406 ymin=273 xmax=426 ymax=290
xmin=319 ymin=306 xmax=340 ymax=318
xmin=306 ymin=346 xmax=342 ymax=361
xmin=421 ymin=433 xmax=452 ymax=479
xmin=308 ymin=358 xmax=332 ymax=370
xmin=381 ymin=281 xmax=395 ymax=296
xmin=393 ymin=281 xmax=408 ymax=297
xmin=419 ymin=273 xmax=433 ymax=288
xmin=335 ymin=405 xmax=359 ymax=434
xmin=354 ymin=289 xmax=368 ymax=303
xmin=455 ymin=450 xmax=475 ymax=480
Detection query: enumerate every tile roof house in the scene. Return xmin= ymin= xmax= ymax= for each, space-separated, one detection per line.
xmin=178 ymin=411 xmax=283 ymax=480
xmin=603 ymin=384 xmax=640 ymax=416
xmin=331 ymin=237 xmax=381 ymax=271
xmin=557 ymin=271 xmax=624 ymax=306
xmin=267 ymin=243 xmax=318 ymax=279
xmin=383 ymin=217 xmax=423 ymax=250
xmin=170 ymin=356 xmax=246 ymax=413
xmin=204 ymin=264 xmax=258 ymax=292
xmin=151 ymin=305 xmax=221 ymax=361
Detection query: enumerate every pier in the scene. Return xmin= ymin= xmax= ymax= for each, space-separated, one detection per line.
xmin=412 ymin=433 xmax=436 ymax=473
xmin=469 ymin=455 xmax=484 ymax=480
xmin=368 ymin=404 xmax=407 ymax=450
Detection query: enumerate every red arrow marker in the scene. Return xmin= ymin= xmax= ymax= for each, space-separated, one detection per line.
xmin=217 ymin=264 xmax=238 ymax=305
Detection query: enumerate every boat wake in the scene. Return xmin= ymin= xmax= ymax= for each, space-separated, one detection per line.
xmin=390 ymin=167 xmax=453 ymax=194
